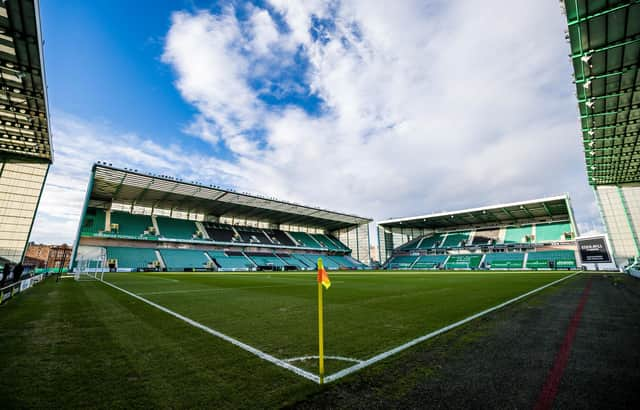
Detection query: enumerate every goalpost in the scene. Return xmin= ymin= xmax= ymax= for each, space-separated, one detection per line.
xmin=75 ymin=250 xmax=107 ymax=282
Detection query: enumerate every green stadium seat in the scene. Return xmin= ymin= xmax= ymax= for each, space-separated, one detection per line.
xmin=208 ymin=251 xmax=254 ymax=271
xmin=106 ymin=247 xmax=157 ymax=270
xmin=484 ymin=252 xmax=524 ymax=269
xmin=526 ymin=250 xmax=576 ymax=269
xmin=412 ymin=254 xmax=447 ymax=269
xmin=156 ymin=217 xmax=199 ymax=240
xmin=110 ymin=212 xmax=155 ymax=237
xmin=158 ymin=249 xmax=210 ymax=270
xmin=417 ymin=234 xmax=443 ymax=249
xmin=247 ymin=252 xmax=286 ymax=267
xmin=503 ymin=225 xmax=533 ymax=244
xmin=535 ymin=222 xmax=572 ymax=243
xmin=441 ymin=232 xmax=470 ymax=248
xmin=289 ymin=232 xmax=323 ymax=249
xmin=81 ymin=208 xmax=106 ymax=235
xmin=310 ymin=234 xmax=342 ymax=251
xmin=386 ymin=255 xmax=418 ymax=269
xmin=445 ymin=254 xmax=482 ymax=269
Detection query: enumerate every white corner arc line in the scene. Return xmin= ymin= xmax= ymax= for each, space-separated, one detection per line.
xmin=324 ymin=272 xmax=582 ymax=383
xmin=285 ymin=355 xmax=363 ymax=364
xmin=97 ymin=278 xmax=320 ymax=384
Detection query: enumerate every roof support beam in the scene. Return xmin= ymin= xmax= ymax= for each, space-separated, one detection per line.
xmin=567 ymin=1 xmax=639 ymax=27
xmin=501 ymin=208 xmax=516 ymax=219
xmin=570 ymin=36 xmax=640 ymax=59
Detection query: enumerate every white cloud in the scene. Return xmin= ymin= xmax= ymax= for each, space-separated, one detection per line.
xmin=30 ymin=113 xmax=244 ymax=244
xmin=32 ymin=0 xmax=603 ymax=246
xmin=162 ymin=0 xmax=601 ymax=234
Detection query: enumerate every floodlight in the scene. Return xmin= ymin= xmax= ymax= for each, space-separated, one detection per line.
xmin=585 ymin=99 xmax=595 ymax=108
xmin=580 ymin=54 xmax=592 ymax=64
xmin=583 ymin=79 xmax=591 ymax=89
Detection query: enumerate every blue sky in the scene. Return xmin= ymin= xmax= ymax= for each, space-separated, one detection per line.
xmin=31 ymin=0 xmax=600 ymax=244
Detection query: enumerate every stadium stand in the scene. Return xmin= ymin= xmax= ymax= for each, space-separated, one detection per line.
xmin=417 ymin=234 xmax=443 ymax=249
xmin=526 ymin=250 xmax=577 ymax=269
xmin=247 ymin=252 xmax=285 ymax=268
xmin=396 ymin=236 xmax=423 ymax=250
xmin=264 ymin=230 xmax=296 ymax=247
xmin=157 ymin=217 xmax=199 ymax=240
xmin=203 ymin=222 xmax=238 ymax=243
xmin=208 ymin=251 xmax=255 ymax=271
xmin=289 ymin=232 xmax=323 ymax=249
xmin=503 ymin=225 xmax=533 ymax=244
xmin=472 ymin=228 xmax=500 ymax=245
xmin=445 ymin=254 xmax=482 ymax=269
xmin=276 ymin=254 xmax=305 ymax=269
xmin=292 ymin=254 xmax=316 ymax=269
xmin=110 ymin=212 xmax=155 ymax=237
xmin=442 ymin=232 xmax=470 ymax=248
xmin=535 ymin=222 xmax=572 ymax=243
xmin=158 ymin=249 xmax=209 ymax=271
xmin=387 ymin=255 xmax=418 ymax=269
xmin=328 ymin=234 xmax=351 ymax=251
xmin=412 ymin=254 xmax=447 ymax=269
xmin=484 ymin=252 xmax=525 ymax=269
xmin=81 ymin=208 xmax=106 ymax=235
xmin=236 ymin=227 xmax=273 ymax=244
xmin=328 ymin=255 xmax=360 ymax=269
xmin=106 ymin=247 xmax=157 ymax=270
xmin=377 ymin=196 xmax=579 ymax=270
xmin=72 ymin=165 xmax=372 ymax=272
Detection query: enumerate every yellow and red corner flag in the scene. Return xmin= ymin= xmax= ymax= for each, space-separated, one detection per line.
xmin=317 ymin=257 xmax=330 ymax=383
xmin=317 ymin=258 xmax=331 ymax=289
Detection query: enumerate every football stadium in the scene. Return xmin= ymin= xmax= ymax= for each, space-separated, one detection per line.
xmin=1 ymin=0 xmax=640 ymax=408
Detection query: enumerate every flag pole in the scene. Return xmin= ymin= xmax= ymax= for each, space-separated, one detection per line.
xmin=318 ymin=279 xmax=325 ymax=384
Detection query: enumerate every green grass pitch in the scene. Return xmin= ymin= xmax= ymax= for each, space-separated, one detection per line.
xmin=0 ymin=270 xmax=576 ymax=408
xmin=103 ymin=270 xmax=574 ymax=374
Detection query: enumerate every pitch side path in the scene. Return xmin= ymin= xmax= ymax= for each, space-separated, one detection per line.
xmin=292 ymin=273 xmax=640 ymax=409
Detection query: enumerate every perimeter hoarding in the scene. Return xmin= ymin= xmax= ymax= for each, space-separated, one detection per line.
xmin=576 ymin=235 xmax=617 ymax=271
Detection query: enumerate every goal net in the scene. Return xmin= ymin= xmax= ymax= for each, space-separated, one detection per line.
xmin=75 ymin=253 xmax=107 ymax=282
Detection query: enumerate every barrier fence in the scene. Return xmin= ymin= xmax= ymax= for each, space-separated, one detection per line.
xmin=0 ymin=273 xmax=46 ymax=304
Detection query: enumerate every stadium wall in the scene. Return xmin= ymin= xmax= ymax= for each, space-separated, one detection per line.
xmin=0 ymin=160 xmax=49 ymax=265
xmin=333 ymin=223 xmax=370 ymax=264
xmin=594 ymin=185 xmax=640 ymax=266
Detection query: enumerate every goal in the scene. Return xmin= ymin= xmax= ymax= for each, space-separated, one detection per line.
xmin=75 ymin=255 xmax=107 ymax=281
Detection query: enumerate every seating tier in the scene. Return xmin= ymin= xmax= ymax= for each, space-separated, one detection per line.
xmin=442 ymin=232 xmax=470 ymax=248
xmin=81 ymin=208 xmax=106 ymax=235
xmin=526 ymin=250 xmax=576 ymax=269
xmin=535 ymin=222 xmax=572 ymax=243
xmin=110 ymin=212 xmax=155 ymax=237
xmin=157 ymin=217 xmax=198 ymax=240
xmin=445 ymin=254 xmax=482 ymax=269
xmin=106 ymin=247 xmax=157 ymax=269
xmin=484 ymin=252 xmax=524 ymax=269
xmin=159 ymin=249 xmax=209 ymax=270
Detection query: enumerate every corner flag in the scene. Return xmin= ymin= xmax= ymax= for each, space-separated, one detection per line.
xmin=317 ymin=258 xmax=331 ymax=289
xmin=317 ymin=257 xmax=330 ymax=383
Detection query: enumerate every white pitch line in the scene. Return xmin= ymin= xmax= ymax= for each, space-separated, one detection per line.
xmin=324 ymin=271 xmax=582 ymax=383
xmin=96 ymin=278 xmax=319 ymax=384
xmin=285 ymin=355 xmax=363 ymax=364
